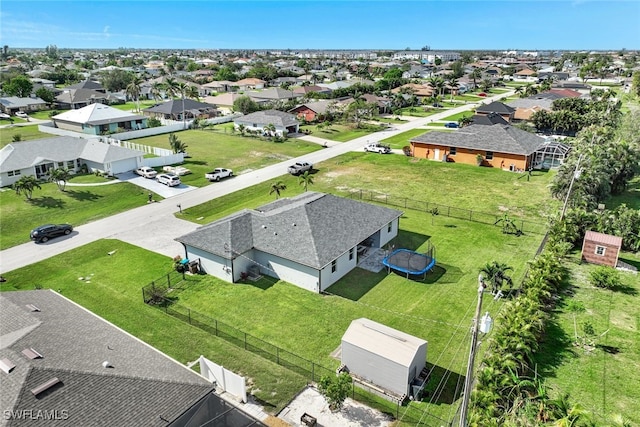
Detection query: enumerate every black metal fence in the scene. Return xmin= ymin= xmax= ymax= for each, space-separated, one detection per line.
xmin=141 ymin=269 xmax=189 ymax=304
xmin=346 ymin=189 xmax=548 ymax=235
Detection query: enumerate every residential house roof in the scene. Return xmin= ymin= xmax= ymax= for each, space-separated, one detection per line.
xmin=246 ymin=87 xmax=301 ymax=101
xmin=292 ymin=85 xmax=331 ymax=95
xmin=289 ymin=100 xmax=334 ymax=115
xmin=342 ymin=318 xmax=427 ymax=368
xmin=547 ymin=89 xmax=581 ymax=98
xmin=411 ymin=124 xmax=545 ymax=156
xmin=513 ymin=106 xmax=544 ymax=121
xmin=203 ymin=93 xmax=243 ymax=107
xmin=476 ymin=101 xmax=516 ymax=115
xmin=143 ymin=99 xmax=217 ymax=115
xmin=65 ymin=79 xmax=105 ymax=92
xmin=233 ymin=109 xmax=299 ymax=128
xmin=55 ymin=89 xmax=108 ymax=106
xmin=0 ymin=97 xmax=47 ymax=109
xmin=0 ymin=290 xmax=214 ymax=427
xmin=52 ymin=103 xmax=146 ymax=126
xmin=0 ymin=137 xmax=143 ymax=173
xmin=235 ymin=78 xmax=266 ymax=86
xmin=470 ymin=112 xmax=509 ymax=126
xmin=175 ymin=192 xmax=403 ymax=270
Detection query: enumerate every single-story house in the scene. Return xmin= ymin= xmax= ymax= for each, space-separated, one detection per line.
xmin=246 ymin=87 xmax=302 ymax=104
xmin=202 ymin=93 xmax=243 ymax=115
xmin=0 ymin=290 xmax=265 ymax=427
xmin=0 ymin=96 xmax=48 ymax=115
xmin=410 ymin=124 xmax=545 ymax=171
xmin=233 ymin=109 xmax=300 ymax=136
xmin=234 ymin=78 xmax=266 ymax=90
xmin=292 ymin=85 xmax=332 ymax=96
xmin=175 ymin=192 xmax=403 ymax=293
xmin=288 ymin=100 xmax=335 ymax=122
xmin=142 ymin=99 xmax=218 ymax=121
xmin=202 ymin=80 xmax=236 ymax=93
xmin=64 ymin=79 xmax=107 ymax=93
xmin=0 ymin=136 xmax=143 ymax=187
xmin=581 ymin=231 xmax=622 ymax=268
xmin=475 ymin=101 xmax=516 ymax=123
xmin=341 ymin=318 xmax=427 ymax=398
xmin=55 ymin=89 xmax=109 ymax=110
xmin=52 ymin=103 xmax=148 ymax=135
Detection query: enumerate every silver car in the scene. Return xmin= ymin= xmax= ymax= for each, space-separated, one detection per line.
xmin=157 ymin=173 xmax=181 ymax=187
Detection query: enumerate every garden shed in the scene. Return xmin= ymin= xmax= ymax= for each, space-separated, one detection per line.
xmin=581 ymin=231 xmax=622 ymax=268
xmin=341 ymin=318 xmax=427 ymax=398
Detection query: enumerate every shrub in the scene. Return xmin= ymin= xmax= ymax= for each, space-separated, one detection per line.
xmin=589 ymin=266 xmax=620 ymax=289
xmin=318 ymin=373 xmax=352 ymax=411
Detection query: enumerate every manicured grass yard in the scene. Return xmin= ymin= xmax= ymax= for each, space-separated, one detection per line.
xmin=398 ymin=106 xmax=445 ymax=117
xmin=439 ymin=111 xmax=475 ymax=123
xmin=132 ymin=129 xmax=322 ymax=186
xmin=0 ymin=178 xmax=158 ymax=250
xmin=534 ymin=252 xmax=640 ymax=425
xmin=380 ymin=128 xmax=431 ymax=149
xmin=299 ymin=122 xmax=386 ymax=142
xmin=0 ymin=124 xmax=53 ymax=147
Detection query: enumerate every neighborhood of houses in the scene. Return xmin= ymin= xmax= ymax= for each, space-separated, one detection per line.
xmin=0 ymin=46 xmax=637 ymax=427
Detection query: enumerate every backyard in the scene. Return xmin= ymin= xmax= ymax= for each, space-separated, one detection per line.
xmin=299 ymin=122 xmax=388 ymax=142
xmin=0 ymin=124 xmax=53 ymax=147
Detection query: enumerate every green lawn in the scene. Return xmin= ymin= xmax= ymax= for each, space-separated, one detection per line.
xmin=380 ymin=128 xmax=431 ymax=149
xmin=0 ymin=240 xmax=308 ymax=413
xmin=110 ymin=100 xmax=158 ymax=111
xmin=605 ymin=176 xmax=640 ymax=210
xmin=439 ymin=111 xmax=475 ymax=123
xmin=534 ymin=251 xmax=640 ymax=425
xmin=0 ymin=124 xmax=53 ymax=147
xmin=0 ymin=178 xmax=159 ymax=250
xmin=398 ymin=107 xmax=445 ymax=117
xmin=299 ymin=122 xmax=386 ymax=142
xmin=132 ymin=129 xmax=323 ymax=186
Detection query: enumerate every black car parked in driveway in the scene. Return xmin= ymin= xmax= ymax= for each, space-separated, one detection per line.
xmin=30 ymin=224 xmax=73 ymax=243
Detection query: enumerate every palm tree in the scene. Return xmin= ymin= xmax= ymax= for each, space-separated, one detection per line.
xmin=150 ymin=81 xmax=164 ymax=102
xmin=168 ymin=133 xmax=188 ymax=154
xmin=176 ymin=82 xmax=190 ymax=129
xmin=471 ymin=68 xmax=483 ymax=90
xmin=237 ymin=124 xmax=246 ymax=136
xmin=269 ymin=181 xmax=286 ymax=199
xmin=264 ymin=123 xmax=276 ymax=137
xmin=49 ymin=168 xmax=71 ymax=191
xmin=126 ymin=74 xmax=144 ymax=112
xmin=446 ymin=75 xmax=459 ymax=101
xmin=186 ymin=85 xmax=199 ymax=101
xmin=298 ymin=170 xmax=314 ymax=192
xmin=514 ymin=86 xmax=524 ymax=97
xmin=480 ymin=261 xmax=514 ymax=295
xmin=13 ymin=175 xmax=42 ymax=200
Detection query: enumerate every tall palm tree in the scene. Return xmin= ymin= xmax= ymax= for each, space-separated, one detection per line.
xmin=176 ymin=82 xmax=190 ymax=129
xmin=150 ymin=81 xmax=164 ymax=102
xmin=471 ymin=68 xmax=483 ymax=90
xmin=13 ymin=175 xmax=42 ymax=200
xmin=446 ymin=75 xmax=459 ymax=101
xmin=269 ymin=181 xmax=286 ymax=199
xmin=186 ymin=85 xmax=199 ymax=101
xmin=126 ymin=74 xmax=144 ymax=112
xmin=264 ymin=123 xmax=276 ymax=137
xmin=49 ymin=168 xmax=71 ymax=191
xmin=298 ymin=170 xmax=314 ymax=192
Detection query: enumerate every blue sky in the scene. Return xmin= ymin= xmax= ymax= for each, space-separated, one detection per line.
xmin=1 ymin=1 xmax=638 ymax=50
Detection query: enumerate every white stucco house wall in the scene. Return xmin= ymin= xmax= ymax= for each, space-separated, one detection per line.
xmin=175 ymin=192 xmax=403 ymax=293
xmin=341 ymin=318 xmax=427 ymax=398
xmin=0 ymin=136 xmax=143 ymax=187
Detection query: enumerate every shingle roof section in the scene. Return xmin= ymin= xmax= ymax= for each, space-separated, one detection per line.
xmin=234 ymin=109 xmax=299 ymax=127
xmin=584 ymin=231 xmax=622 ymax=247
xmin=0 ymin=290 xmax=216 ymax=427
xmin=52 ymin=103 xmax=146 ymax=125
xmin=476 ymin=101 xmax=516 ymax=115
xmin=411 ymin=124 xmax=545 ymax=155
xmin=176 ymin=192 xmax=403 ymax=269
xmin=143 ymin=99 xmax=216 ymax=115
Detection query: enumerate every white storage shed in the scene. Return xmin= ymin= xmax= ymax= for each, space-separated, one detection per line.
xmin=341 ymin=318 xmax=427 ymax=397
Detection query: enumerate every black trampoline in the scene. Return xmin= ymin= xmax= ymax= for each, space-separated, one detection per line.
xmin=382 ymin=248 xmax=436 ymax=280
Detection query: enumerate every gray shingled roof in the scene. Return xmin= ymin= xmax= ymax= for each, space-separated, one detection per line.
xmin=55 ymin=89 xmax=107 ymax=104
xmin=470 ymin=113 xmax=509 ymax=126
xmin=410 ymin=124 xmax=545 ymax=156
xmin=476 ymin=101 xmax=516 ymax=115
xmin=176 ymin=192 xmax=403 ymax=270
xmin=0 ymin=97 xmax=47 ymax=109
xmin=143 ymin=99 xmax=216 ymax=115
xmin=289 ymin=100 xmax=333 ymax=115
xmin=234 ymin=110 xmax=299 ymax=128
xmin=0 ymin=290 xmax=215 ymax=427
xmin=0 ymin=137 xmax=143 ymax=173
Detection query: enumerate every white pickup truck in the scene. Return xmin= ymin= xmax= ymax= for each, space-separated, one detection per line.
xmin=205 ymin=168 xmax=234 ymax=182
xmin=364 ymin=143 xmax=391 ymax=154
xmin=287 ymin=161 xmax=313 ymax=175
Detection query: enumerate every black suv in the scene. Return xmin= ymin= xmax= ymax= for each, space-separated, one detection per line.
xmin=30 ymin=224 xmax=73 ymax=243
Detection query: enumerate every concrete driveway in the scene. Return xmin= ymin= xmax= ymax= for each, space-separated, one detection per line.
xmin=116 ymin=171 xmax=198 ymax=198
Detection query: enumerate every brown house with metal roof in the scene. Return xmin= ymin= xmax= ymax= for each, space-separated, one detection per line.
xmin=581 ymin=231 xmax=622 ymax=267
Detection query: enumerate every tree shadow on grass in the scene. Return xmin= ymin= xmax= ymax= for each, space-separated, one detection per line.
xmin=29 ymin=196 xmax=66 ymax=209
xmin=532 ymin=317 xmax=575 ymax=378
xmin=65 ymin=189 xmax=103 ymax=202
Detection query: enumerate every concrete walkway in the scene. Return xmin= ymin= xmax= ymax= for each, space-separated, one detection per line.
xmin=0 ymin=91 xmax=513 ymax=274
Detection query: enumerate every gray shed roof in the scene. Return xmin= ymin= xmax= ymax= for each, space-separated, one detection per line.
xmin=0 ymin=137 xmax=143 ymax=173
xmin=410 ymin=124 xmax=545 ymax=156
xmin=0 ymin=290 xmax=213 ymax=427
xmin=176 ymin=192 xmax=403 ymax=270
xmin=234 ymin=109 xmax=300 ymax=128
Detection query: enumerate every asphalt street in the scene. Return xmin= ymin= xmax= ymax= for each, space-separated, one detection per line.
xmin=0 ymin=93 xmax=512 ymax=274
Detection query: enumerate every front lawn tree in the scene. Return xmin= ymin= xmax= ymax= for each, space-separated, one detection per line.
xmin=318 ymin=373 xmax=352 ymax=411
xmin=298 ymin=170 xmax=314 ymax=192
xmin=13 ymin=175 xmax=42 ymax=200
xmin=168 ymin=133 xmax=188 ymax=154
xmin=480 ymin=261 xmax=513 ymax=295
xmin=49 ymin=168 xmax=72 ymax=191
xmin=269 ymin=181 xmax=286 ymax=199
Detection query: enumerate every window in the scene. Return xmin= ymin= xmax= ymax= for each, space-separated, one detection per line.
xmin=485 ymin=151 xmax=494 ymax=160
xmin=58 ymin=162 xmax=64 ymax=168
xmin=449 ymin=147 xmax=457 ymax=155
xmin=595 ymin=245 xmax=606 ymax=256
xmin=349 ymin=247 xmax=355 ymax=261
xmin=388 ymin=222 xmax=392 ymax=232
xmin=67 ymin=161 xmax=75 ymax=169
xmin=331 ymin=260 xmax=337 ymax=273
xmin=8 ymin=170 xmax=21 ymax=177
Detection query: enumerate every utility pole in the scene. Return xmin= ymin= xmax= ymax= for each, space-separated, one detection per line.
xmin=560 ymin=153 xmax=583 ymax=221
xmin=459 ymin=277 xmax=491 ymax=427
